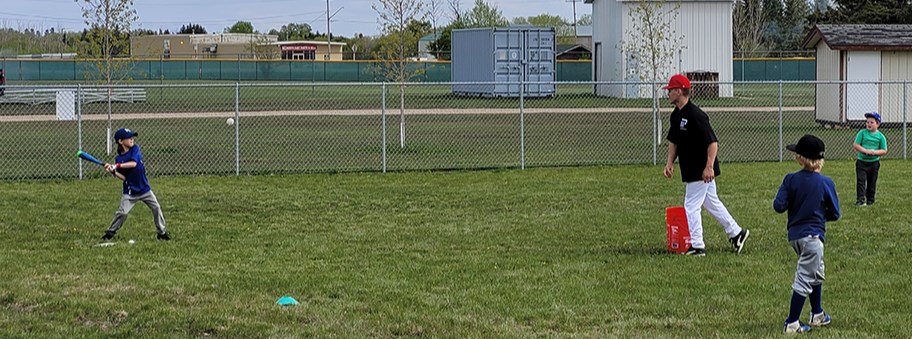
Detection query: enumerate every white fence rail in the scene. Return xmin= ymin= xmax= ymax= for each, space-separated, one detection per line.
xmin=0 ymin=88 xmax=146 ymax=105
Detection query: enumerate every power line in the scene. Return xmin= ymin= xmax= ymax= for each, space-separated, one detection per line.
xmin=0 ymin=11 xmax=83 ymax=23
xmin=0 ymin=10 xmax=326 ymax=26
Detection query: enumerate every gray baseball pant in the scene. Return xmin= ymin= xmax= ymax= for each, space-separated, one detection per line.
xmin=107 ymin=191 xmax=167 ymax=235
xmin=790 ymin=235 xmax=825 ymax=296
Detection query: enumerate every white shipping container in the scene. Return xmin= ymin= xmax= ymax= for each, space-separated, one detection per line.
xmin=451 ymin=27 xmax=556 ymax=97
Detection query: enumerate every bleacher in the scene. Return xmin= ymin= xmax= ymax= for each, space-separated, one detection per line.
xmin=0 ymin=88 xmax=147 ymax=105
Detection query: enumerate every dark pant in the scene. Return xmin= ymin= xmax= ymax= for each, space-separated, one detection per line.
xmin=856 ymin=160 xmax=880 ymax=204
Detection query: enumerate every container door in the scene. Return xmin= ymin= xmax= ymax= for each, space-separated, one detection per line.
xmin=524 ymin=30 xmax=555 ymax=96
xmin=845 ymin=51 xmax=880 ymax=121
xmin=494 ymin=31 xmax=522 ymax=95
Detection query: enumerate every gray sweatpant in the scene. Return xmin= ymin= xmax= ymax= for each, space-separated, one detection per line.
xmin=789 ymin=235 xmax=825 ymax=296
xmin=107 ymin=191 xmax=167 ymax=235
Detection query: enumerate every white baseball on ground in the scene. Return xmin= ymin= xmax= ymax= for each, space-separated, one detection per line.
xmin=128 ymin=239 xmax=135 ymax=244
xmin=227 ymin=118 xmax=235 ymax=126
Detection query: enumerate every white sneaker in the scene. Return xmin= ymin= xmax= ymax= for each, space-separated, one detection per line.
xmin=784 ymin=320 xmax=812 ymax=333
xmin=809 ymin=312 xmax=831 ymax=327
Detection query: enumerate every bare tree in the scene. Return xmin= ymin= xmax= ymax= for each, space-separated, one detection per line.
xmin=447 ymin=0 xmax=464 ymax=23
xmin=427 ymin=0 xmax=443 ymax=59
xmin=372 ymin=0 xmax=429 ymax=148
xmin=247 ymin=35 xmax=278 ymax=59
xmin=619 ymin=0 xmax=685 ymax=97
xmin=733 ymin=0 xmax=769 ymax=57
xmin=75 ymin=0 xmax=138 ymax=154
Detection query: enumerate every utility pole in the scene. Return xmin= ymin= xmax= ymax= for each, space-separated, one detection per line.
xmin=567 ymin=0 xmax=579 ymax=40
xmin=326 ymin=0 xmax=331 ymax=60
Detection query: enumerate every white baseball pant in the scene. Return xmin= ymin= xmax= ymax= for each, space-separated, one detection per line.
xmin=684 ymin=180 xmax=742 ymax=249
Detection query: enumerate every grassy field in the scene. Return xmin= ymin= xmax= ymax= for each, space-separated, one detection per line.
xmin=1 ymin=80 xmax=905 ymax=181
xmin=1 ymin=105 xmax=906 ymax=181
xmin=1 ymin=82 xmax=814 ymax=116
xmin=1 ymin=161 xmax=910 ymax=337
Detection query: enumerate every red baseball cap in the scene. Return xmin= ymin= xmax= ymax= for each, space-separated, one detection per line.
xmin=662 ymin=74 xmax=691 ymax=90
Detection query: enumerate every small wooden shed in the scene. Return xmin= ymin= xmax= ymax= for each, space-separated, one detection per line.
xmin=802 ymin=24 xmax=912 ymax=126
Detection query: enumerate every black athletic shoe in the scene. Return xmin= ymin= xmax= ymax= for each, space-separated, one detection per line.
xmin=157 ymin=233 xmax=171 ymax=241
xmin=101 ymin=231 xmax=116 ymax=241
xmin=730 ymin=229 xmax=750 ymax=254
xmin=683 ymin=247 xmax=706 ymax=256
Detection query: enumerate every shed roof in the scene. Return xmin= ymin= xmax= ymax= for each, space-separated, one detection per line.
xmin=803 ymin=24 xmax=912 ymax=51
xmin=556 ymin=44 xmax=591 ymax=54
xmin=420 ymin=33 xmax=440 ymax=42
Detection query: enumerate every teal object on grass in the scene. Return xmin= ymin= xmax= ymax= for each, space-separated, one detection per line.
xmin=276 ymin=296 xmax=299 ymax=306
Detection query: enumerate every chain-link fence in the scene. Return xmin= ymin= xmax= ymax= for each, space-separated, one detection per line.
xmin=0 ymin=81 xmax=908 ymax=181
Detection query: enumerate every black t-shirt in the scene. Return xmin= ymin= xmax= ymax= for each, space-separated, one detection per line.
xmin=666 ymin=101 xmax=720 ymax=182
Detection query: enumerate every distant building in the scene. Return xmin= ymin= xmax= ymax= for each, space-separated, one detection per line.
xmin=556 ymin=44 xmax=591 ymax=60
xmin=574 ymin=25 xmax=592 ymax=49
xmin=271 ymin=41 xmax=347 ymax=60
xmin=131 ymin=33 xmax=345 ymax=60
xmin=418 ymin=33 xmax=441 ymax=60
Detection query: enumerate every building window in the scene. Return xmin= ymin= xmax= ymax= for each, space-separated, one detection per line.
xmin=282 ymin=50 xmax=317 ymax=60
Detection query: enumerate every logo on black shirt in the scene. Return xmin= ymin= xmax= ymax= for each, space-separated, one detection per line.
xmin=679 ymin=118 xmax=688 ymax=131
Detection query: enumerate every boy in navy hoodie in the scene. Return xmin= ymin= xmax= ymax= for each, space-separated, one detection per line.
xmin=774 ymin=134 xmax=840 ymax=333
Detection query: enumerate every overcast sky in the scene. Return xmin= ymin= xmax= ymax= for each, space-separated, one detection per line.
xmin=0 ymin=0 xmax=586 ymax=37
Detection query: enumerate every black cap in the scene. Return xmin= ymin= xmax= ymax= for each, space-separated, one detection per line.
xmin=786 ymin=134 xmax=825 ymax=160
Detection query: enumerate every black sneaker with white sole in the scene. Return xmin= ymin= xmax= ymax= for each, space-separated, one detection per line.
xmin=730 ymin=229 xmax=750 ymax=254
xmin=101 ymin=231 xmax=116 ymax=241
xmin=157 ymin=233 xmax=171 ymax=241
xmin=683 ymin=247 xmax=706 ymax=256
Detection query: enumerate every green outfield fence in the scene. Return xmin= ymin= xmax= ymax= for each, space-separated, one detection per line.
xmin=0 ymin=58 xmax=811 ymax=82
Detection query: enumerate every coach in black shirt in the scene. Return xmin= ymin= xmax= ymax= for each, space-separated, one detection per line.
xmin=662 ymin=74 xmax=750 ymax=256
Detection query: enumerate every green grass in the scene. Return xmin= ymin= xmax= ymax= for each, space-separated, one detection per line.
xmin=1 ymin=106 xmax=906 ymax=181
xmin=1 ymin=82 xmax=815 ymax=115
xmin=1 ymin=161 xmax=910 ymax=337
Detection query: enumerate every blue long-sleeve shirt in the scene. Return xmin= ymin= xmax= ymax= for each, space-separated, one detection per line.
xmin=773 ymin=170 xmax=840 ymax=242
xmin=115 ymin=144 xmax=151 ymax=196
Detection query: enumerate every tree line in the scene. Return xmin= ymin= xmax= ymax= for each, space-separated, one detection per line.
xmin=733 ymin=0 xmax=912 ymax=56
xmin=3 ymin=0 xmax=912 ymax=59
xmin=1 ymin=0 xmax=590 ymax=60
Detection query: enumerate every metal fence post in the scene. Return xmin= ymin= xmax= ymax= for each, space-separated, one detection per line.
xmin=381 ymin=83 xmax=387 ymax=173
xmin=905 ymin=81 xmax=908 ymax=160
xmin=652 ymin=81 xmax=658 ymax=165
xmin=520 ymin=79 xmax=526 ymax=170
xmin=778 ymin=81 xmax=784 ymax=162
xmin=235 ymin=82 xmax=240 ymax=175
xmin=77 ymin=84 xmax=84 ymax=180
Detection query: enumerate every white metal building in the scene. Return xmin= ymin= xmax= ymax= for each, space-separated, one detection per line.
xmin=802 ymin=24 xmax=912 ymax=125
xmin=584 ymin=0 xmax=733 ymax=98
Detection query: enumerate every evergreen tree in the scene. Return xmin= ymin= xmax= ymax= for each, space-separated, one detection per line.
xmin=178 ymin=23 xmax=207 ymax=34
xmin=815 ymin=0 xmax=912 ymax=24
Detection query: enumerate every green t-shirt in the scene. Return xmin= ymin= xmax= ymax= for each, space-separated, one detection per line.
xmin=855 ymin=129 xmax=888 ymax=162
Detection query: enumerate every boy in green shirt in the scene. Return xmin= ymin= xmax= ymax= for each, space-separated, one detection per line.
xmin=852 ymin=112 xmax=888 ymax=206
